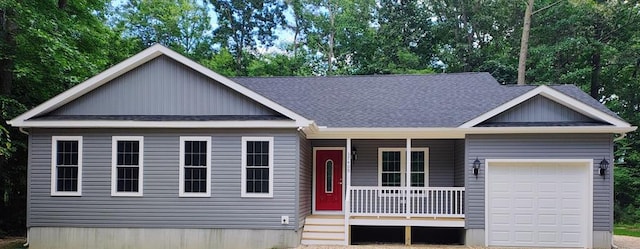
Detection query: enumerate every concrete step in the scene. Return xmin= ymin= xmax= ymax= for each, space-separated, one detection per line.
xmin=303 ymin=225 xmax=345 ymax=233
xmin=301 ymin=239 xmax=346 ymax=245
xmin=302 ymin=231 xmax=344 ymax=240
xmin=304 ymin=217 xmax=344 ymax=225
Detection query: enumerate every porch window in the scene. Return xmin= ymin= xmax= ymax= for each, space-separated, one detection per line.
xmin=51 ymin=136 xmax=83 ymax=196
xmin=179 ymin=136 xmax=211 ymax=197
xmin=378 ymin=148 xmax=429 ymax=187
xmin=241 ymin=137 xmax=274 ymax=197
xmin=111 ymin=136 xmax=144 ymax=196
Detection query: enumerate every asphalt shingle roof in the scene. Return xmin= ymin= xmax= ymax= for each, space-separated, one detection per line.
xmin=232 ymin=72 xmax=620 ymax=128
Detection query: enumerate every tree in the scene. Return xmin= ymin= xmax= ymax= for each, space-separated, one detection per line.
xmin=211 ymin=0 xmax=286 ymax=75
xmin=0 ymin=0 xmax=128 ymax=236
xmin=517 ymin=0 xmax=534 ymax=85
xmin=115 ymin=0 xmax=215 ymax=60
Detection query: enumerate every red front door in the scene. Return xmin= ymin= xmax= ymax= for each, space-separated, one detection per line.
xmin=315 ymin=150 xmax=343 ymax=211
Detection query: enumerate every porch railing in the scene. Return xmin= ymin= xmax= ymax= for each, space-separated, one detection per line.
xmin=349 ymin=186 xmax=465 ymax=218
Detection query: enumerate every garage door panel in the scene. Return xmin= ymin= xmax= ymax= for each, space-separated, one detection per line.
xmin=487 ymin=161 xmax=590 ymax=248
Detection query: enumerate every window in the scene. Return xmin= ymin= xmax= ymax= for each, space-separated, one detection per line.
xmin=111 ymin=136 xmax=144 ymax=196
xmin=325 ymin=159 xmax=334 ymax=193
xmin=179 ymin=137 xmax=211 ymax=197
xmin=51 ymin=136 xmax=82 ymax=196
xmin=241 ymin=137 xmax=274 ymax=197
xmin=378 ymin=148 xmax=429 ymax=187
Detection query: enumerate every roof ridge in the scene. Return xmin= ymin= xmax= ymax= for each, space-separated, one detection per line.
xmin=231 ymin=71 xmax=490 ymax=80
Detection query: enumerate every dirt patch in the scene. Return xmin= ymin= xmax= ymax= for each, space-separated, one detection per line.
xmin=614 ymin=235 xmax=640 ymax=249
xmin=0 ymin=237 xmax=25 ymax=249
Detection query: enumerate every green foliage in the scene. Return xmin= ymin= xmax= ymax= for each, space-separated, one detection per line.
xmin=114 ymin=0 xmax=215 ymax=60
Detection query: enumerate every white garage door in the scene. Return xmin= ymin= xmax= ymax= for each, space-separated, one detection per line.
xmin=486 ymin=160 xmax=591 ymax=248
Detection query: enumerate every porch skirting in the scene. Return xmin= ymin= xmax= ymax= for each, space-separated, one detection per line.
xmin=27 ymin=227 xmax=301 ymax=249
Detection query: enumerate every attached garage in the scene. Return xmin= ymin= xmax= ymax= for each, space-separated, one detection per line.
xmin=485 ymin=159 xmax=592 ymax=248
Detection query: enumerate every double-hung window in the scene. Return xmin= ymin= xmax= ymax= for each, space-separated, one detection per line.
xmin=241 ymin=137 xmax=274 ymax=197
xmin=179 ymin=137 xmax=211 ymax=197
xmin=51 ymin=136 xmax=83 ymax=196
xmin=111 ymin=136 xmax=144 ymax=196
xmin=378 ymin=148 xmax=429 ymax=188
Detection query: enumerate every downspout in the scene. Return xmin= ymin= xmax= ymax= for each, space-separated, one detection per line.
xmin=19 ymin=127 xmax=29 ymax=247
xmin=613 ymin=132 xmax=626 ymax=142
xmin=23 ymin=229 xmax=29 ymax=247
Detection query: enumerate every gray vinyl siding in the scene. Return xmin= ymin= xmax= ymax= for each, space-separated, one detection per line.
xmin=453 ymin=140 xmax=465 ymax=187
xmin=297 ymin=133 xmax=312 ymax=228
xmin=465 ymin=134 xmax=613 ymax=231
xmin=485 ymin=95 xmax=595 ymax=123
xmin=347 ymin=139 xmax=457 ymax=187
xmin=49 ymin=56 xmax=277 ymax=116
xmin=28 ymin=128 xmax=299 ymax=230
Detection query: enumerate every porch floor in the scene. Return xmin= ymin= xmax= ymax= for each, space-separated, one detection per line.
xmin=349 ymin=215 xmax=464 ymax=227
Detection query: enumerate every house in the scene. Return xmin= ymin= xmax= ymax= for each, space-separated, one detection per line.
xmin=8 ymin=44 xmax=635 ymax=249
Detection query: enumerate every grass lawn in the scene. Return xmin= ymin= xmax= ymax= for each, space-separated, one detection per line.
xmin=614 ymin=224 xmax=640 ymax=237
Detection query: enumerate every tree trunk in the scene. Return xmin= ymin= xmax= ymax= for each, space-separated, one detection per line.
xmin=518 ymin=0 xmax=534 ymax=85
xmin=327 ymin=4 xmax=335 ymax=76
xmin=458 ymin=1 xmax=474 ymax=72
xmin=590 ymin=50 xmax=601 ymax=99
xmin=0 ymin=9 xmax=16 ymax=95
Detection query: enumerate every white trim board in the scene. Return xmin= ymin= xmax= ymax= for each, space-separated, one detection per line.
xmin=459 ymin=85 xmax=631 ymax=128
xmin=8 ymin=44 xmax=312 ymax=128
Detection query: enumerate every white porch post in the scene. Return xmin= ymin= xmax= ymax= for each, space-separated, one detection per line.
xmin=344 ymin=138 xmax=352 ymax=245
xmin=405 ymin=138 xmax=411 ymax=217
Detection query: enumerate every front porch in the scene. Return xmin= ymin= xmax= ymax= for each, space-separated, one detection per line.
xmin=303 ymin=138 xmax=467 ymax=245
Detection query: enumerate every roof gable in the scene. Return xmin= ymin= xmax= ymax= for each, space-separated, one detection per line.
xmin=8 ymin=44 xmax=311 ymax=128
xmin=47 ymin=56 xmax=278 ymax=117
xmin=479 ymin=95 xmax=599 ymax=125
xmin=460 ymin=85 xmax=630 ymax=128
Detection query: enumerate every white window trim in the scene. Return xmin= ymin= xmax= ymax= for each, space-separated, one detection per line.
xmin=179 ymin=136 xmax=212 ymax=197
xmin=51 ymin=136 xmax=83 ymax=196
xmin=241 ymin=136 xmax=274 ymax=198
xmin=377 ymin=147 xmax=429 ymax=188
xmin=111 ymin=136 xmax=144 ymax=197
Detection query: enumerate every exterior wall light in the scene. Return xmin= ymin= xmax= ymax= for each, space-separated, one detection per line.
xmin=599 ymin=158 xmax=609 ymax=176
xmin=472 ymin=157 xmax=481 ymax=178
xmin=351 ymin=147 xmax=358 ymax=161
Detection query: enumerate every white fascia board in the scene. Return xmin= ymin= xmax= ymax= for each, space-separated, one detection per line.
xmin=12 ymin=120 xmax=301 ymax=129
xmin=8 ymin=44 xmax=312 ymax=127
xmin=458 ymin=85 xmax=631 ymax=128
xmin=304 ymin=126 xmax=637 ymax=139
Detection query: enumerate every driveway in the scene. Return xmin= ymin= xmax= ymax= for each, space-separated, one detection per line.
xmin=614 ymin=235 xmax=640 ymax=249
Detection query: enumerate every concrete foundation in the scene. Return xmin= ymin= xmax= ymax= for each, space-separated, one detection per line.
xmin=464 ymin=229 xmax=485 ymax=246
xmin=466 ymin=229 xmax=613 ymax=248
xmin=592 ymin=231 xmax=612 ymax=249
xmin=28 ymin=227 xmax=301 ymax=249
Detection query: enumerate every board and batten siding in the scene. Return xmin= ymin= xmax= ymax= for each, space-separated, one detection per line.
xmin=297 ymin=133 xmax=312 ymax=228
xmin=484 ymin=95 xmax=595 ymax=123
xmin=453 ymin=140 xmax=465 ymax=187
xmin=465 ymin=134 xmax=614 ymax=231
xmin=309 ymin=139 xmax=460 ymax=187
xmin=29 ymin=128 xmax=299 ymax=230
xmin=49 ymin=56 xmax=277 ymax=116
